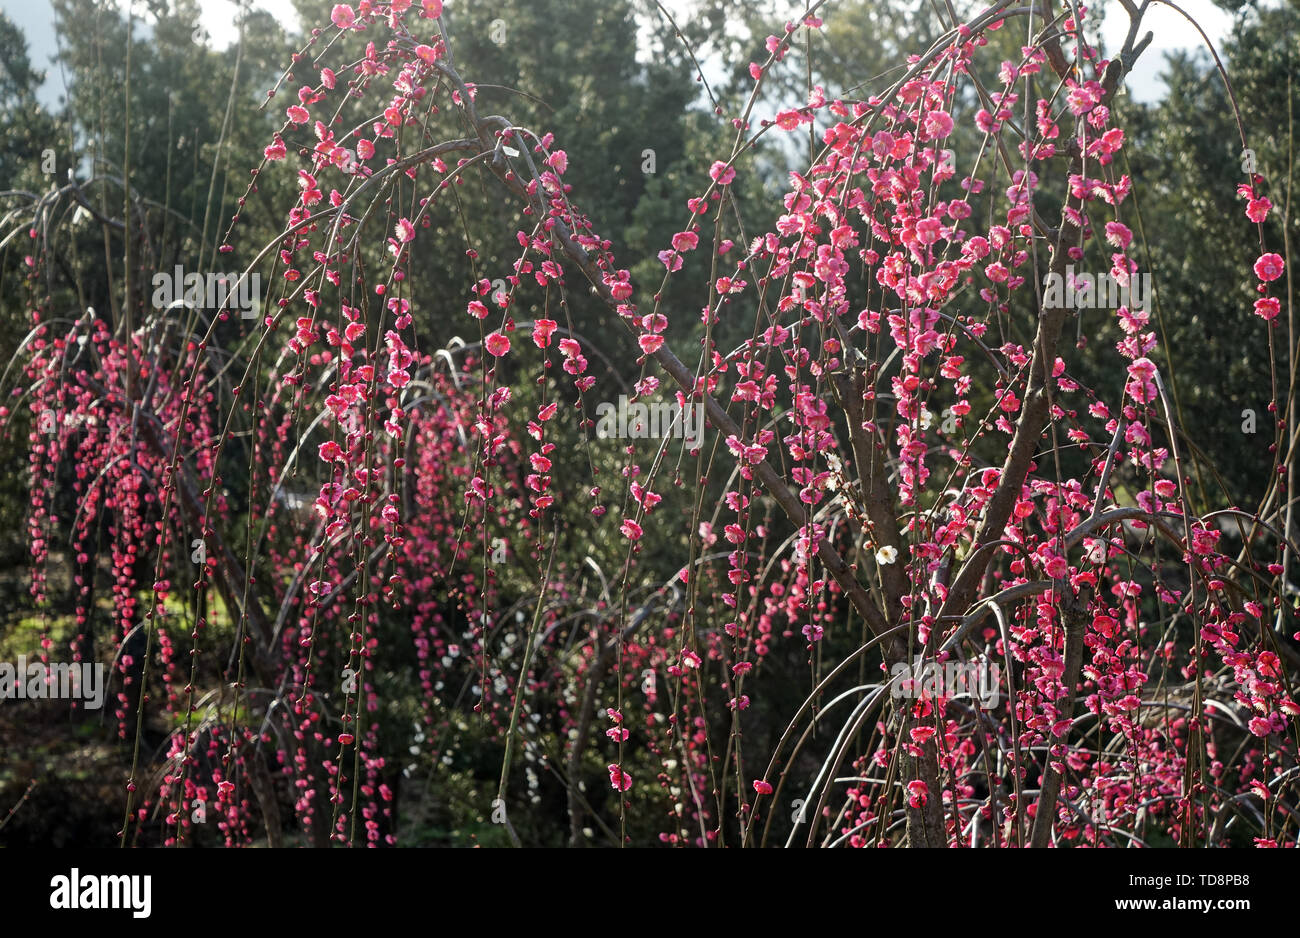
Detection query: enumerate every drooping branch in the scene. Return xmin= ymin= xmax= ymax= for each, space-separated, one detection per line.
xmin=83 ymin=376 xmax=277 ymax=681
xmin=938 ymin=45 xmax=1145 ymax=627
xmin=431 ymin=88 xmax=905 ymax=655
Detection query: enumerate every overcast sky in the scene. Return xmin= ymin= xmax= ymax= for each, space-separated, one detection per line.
xmin=1 ymin=0 xmax=1244 ymax=109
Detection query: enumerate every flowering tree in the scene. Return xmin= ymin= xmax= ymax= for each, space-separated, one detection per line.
xmin=5 ymin=0 xmax=1298 ymax=847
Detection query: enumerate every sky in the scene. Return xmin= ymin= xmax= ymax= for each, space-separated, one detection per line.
xmin=1 ymin=0 xmax=1246 ymax=109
